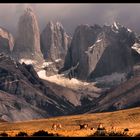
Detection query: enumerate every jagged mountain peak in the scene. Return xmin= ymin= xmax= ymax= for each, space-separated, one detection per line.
xmin=56 ymin=21 xmax=63 ymax=28
xmin=46 ymin=21 xmax=64 ymax=31
xmin=61 ymin=21 xmax=136 ymax=81
xmin=13 ymin=6 xmax=44 ymax=71
xmin=110 ymin=21 xmax=134 ymax=34
xmin=25 ymin=6 xmax=34 ymax=12
xmin=112 ymin=21 xmax=122 ymax=29
xmin=76 ymin=24 xmax=92 ymax=30
xmin=40 ymin=20 xmax=71 ymax=62
xmin=0 ymin=27 xmax=15 ymax=53
xmin=21 ymin=6 xmax=36 ymax=20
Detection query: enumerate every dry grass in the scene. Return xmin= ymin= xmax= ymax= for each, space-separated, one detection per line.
xmin=1 ymin=107 xmax=140 ymax=136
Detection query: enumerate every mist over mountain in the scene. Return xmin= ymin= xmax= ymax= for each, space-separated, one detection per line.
xmin=1 ymin=4 xmax=140 ymax=37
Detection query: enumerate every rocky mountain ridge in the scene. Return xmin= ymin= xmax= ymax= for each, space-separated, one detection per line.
xmin=0 ymin=53 xmax=76 ymax=121
xmin=0 ymin=27 xmax=14 ymax=54
xmin=61 ymin=22 xmax=136 ymax=83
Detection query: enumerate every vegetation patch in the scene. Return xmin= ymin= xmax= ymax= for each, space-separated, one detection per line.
xmin=0 ymin=132 xmax=8 ymax=137
xmin=16 ymin=131 xmax=28 ymax=136
xmin=32 ymin=130 xmax=58 ymax=136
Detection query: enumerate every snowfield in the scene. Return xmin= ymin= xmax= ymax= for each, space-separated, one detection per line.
xmin=37 ymin=70 xmax=102 ymax=106
xmin=19 ymin=59 xmax=37 ymax=65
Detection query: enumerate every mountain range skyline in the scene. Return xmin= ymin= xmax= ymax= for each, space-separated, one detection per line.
xmin=0 ymin=3 xmax=140 ymax=37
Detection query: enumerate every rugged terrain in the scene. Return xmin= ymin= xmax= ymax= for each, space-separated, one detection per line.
xmin=71 ymin=74 xmax=140 ymax=114
xmin=1 ymin=6 xmax=140 ymax=126
xmin=60 ymin=22 xmax=136 ymax=82
xmin=0 ymin=27 xmax=14 ymax=54
xmin=40 ymin=21 xmax=71 ymax=61
xmin=0 ymin=54 xmax=77 ymax=121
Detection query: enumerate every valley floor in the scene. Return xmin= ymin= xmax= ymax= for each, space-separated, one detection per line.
xmin=1 ymin=107 xmax=140 ymax=136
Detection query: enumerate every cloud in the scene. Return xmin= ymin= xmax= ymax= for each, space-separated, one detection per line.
xmin=0 ymin=4 xmax=140 ymax=37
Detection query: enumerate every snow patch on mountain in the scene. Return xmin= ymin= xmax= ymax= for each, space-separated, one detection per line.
xmin=132 ymin=43 xmax=140 ymax=54
xmin=19 ymin=59 xmax=37 ymax=65
xmin=37 ymin=70 xmax=47 ymax=79
xmin=127 ymin=28 xmax=132 ymax=32
xmin=37 ymin=72 xmax=102 ymax=106
xmin=42 ymin=61 xmax=54 ymax=68
xmin=113 ymin=22 xmax=119 ymax=30
xmin=96 ymin=39 xmax=102 ymax=43
xmin=55 ymin=59 xmax=62 ymax=63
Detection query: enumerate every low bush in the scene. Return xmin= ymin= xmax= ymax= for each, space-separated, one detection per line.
xmin=32 ymin=130 xmax=57 ymax=136
xmin=135 ymin=133 xmax=140 ymax=137
xmin=107 ymin=131 xmax=129 ymax=136
xmin=0 ymin=132 xmax=8 ymax=137
xmin=16 ymin=131 xmax=28 ymax=136
xmin=89 ymin=130 xmax=130 ymax=137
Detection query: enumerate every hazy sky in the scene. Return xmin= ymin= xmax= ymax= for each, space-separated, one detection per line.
xmin=0 ymin=3 xmax=140 ymax=37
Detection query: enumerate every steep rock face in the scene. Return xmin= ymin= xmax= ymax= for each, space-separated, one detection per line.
xmin=88 ymin=23 xmax=135 ymax=80
xmin=40 ymin=21 xmax=71 ymax=62
xmin=61 ymin=22 xmax=135 ymax=81
xmin=61 ymin=24 xmax=102 ymax=80
xmin=0 ymin=27 xmax=14 ymax=54
xmin=0 ymin=53 xmax=75 ymax=121
xmin=13 ymin=7 xmax=44 ymax=70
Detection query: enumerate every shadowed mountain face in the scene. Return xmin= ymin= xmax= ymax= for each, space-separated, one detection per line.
xmin=0 ymin=54 xmax=76 ymax=121
xmin=61 ymin=22 xmax=136 ymax=81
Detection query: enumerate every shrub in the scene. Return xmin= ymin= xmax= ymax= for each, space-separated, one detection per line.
xmin=124 ymin=128 xmax=129 ymax=132
xmin=135 ymin=133 xmax=140 ymax=137
xmin=89 ymin=130 xmax=130 ymax=137
xmin=0 ymin=132 xmax=8 ymax=137
xmin=16 ymin=131 xmax=28 ymax=136
xmin=108 ymin=131 xmax=129 ymax=136
xmin=89 ymin=129 xmax=108 ymax=136
xmin=32 ymin=130 xmax=56 ymax=136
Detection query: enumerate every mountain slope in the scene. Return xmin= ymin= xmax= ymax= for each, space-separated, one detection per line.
xmin=0 ymin=53 xmax=75 ymax=121
xmin=74 ymin=75 xmax=140 ymax=114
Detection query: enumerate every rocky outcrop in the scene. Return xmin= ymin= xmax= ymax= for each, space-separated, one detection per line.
xmin=0 ymin=53 xmax=75 ymax=121
xmin=88 ymin=75 xmax=140 ymax=113
xmin=0 ymin=27 xmax=14 ymax=54
xmin=71 ymin=75 xmax=140 ymax=114
xmin=13 ymin=7 xmax=44 ymax=70
xmin=131 ymin=41 xmax=140 ymax=65
xmin=88 ymin=23 xmax=135 ymax=80
xmin=40 ymin=21 xmax=71 ymax=62
xmin=61 ymin=22 xmax=135 ymax=81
